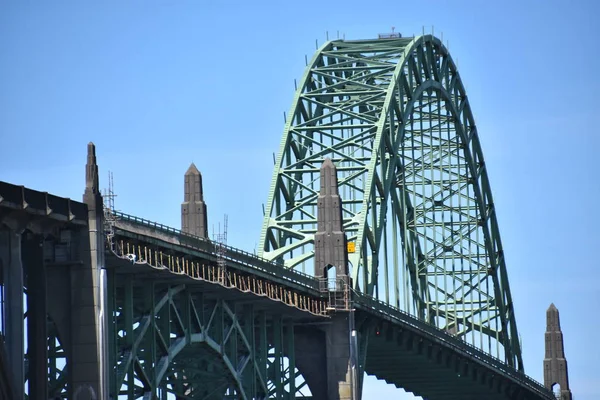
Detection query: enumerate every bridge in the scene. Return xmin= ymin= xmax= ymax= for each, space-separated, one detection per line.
xmin=0 ymin=36 xmax=573 ymax=399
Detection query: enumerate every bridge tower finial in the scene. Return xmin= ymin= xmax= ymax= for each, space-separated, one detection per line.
xmin=314 ymin=158 xmax=348 ymax=280
xmin=544 ymin=303 xmax=572 ymax=400
xmin=181 ymin=163 xmax=208 ymax=238
xmin=85 ymin=142 xmax=100 ymax=195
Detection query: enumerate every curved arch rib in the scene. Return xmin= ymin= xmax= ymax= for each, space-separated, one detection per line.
xmin=259 ymin=36 xmax=523 ymax=369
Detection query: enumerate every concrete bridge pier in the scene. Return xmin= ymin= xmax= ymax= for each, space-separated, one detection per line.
xmin=0 ymin=189 xmax=99 ymax=400
xmin=0 ymin=226 xmax=25 ymax=400
xmin=47 ymin=142 xmax=108 ymax=399
xmin=325 ymin=312 xmax=359 ymax=400
xmin=68 ymin=142 xmax=107 ymax=400
xmin=43 ymin=220 xmax=105 ymax=400
xmin=295 ymin=309 xmax=361 ymax=400
xmin=296 ymin=157 xmax=360 ymax=400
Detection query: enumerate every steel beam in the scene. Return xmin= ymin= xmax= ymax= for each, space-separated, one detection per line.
xmin=259 ymin=36 xmax=524 ymax=369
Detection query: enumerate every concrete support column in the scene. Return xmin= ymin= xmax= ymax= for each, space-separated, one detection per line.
xmin=294 ymin=326 xmax=327 ymax=399
xmin=326 ymin=313 xmax=359 ymax=400
xmin=69 ymin=238 xmax=101 ymax=400
xmin=311 ymin=157 xmax=360 ymax=399
xmin=0 ymin=228 xmax=24 ymax=400
xmin=63 ymin=142 xmax=107 ymax=399
xmin=24 ymin=233 xmax=48 ymax=400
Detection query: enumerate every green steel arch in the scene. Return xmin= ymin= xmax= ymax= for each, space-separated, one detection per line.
xmin=259 ymin=35 xmax=524 ymax=370
xmin=107 ymin=260 xmax=311 ymax=399
xmin=111 ymin=283 xmax=267 ymax=398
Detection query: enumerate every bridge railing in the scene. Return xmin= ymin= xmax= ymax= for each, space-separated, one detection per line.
xmin=111 ymin=211 xmax=320 ymax=291
xmin=354 ymin=293 xmax=554 ymax=399
xmin=109 ymin=211 xmax=552 ymax=398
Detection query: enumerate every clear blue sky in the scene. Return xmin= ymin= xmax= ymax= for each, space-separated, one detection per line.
xmin=1 ymin=1 xmax=598 ymax=398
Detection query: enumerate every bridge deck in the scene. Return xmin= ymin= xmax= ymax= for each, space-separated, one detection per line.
xmin=0 ymin=181 xmax=88 ymax=227
xmin=112 ymin=211 xmax=328 ymax=317
xmin=356 ymin=295 xmax=553 ymax=399
xmin=112 ymin=209 xmax=554 ymax=400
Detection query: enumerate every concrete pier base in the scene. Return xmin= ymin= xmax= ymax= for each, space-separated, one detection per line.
xmin=326 ymin=313 xmax=358 ymax=400
xmin=0 ymin=227 xmax=24 ymax=400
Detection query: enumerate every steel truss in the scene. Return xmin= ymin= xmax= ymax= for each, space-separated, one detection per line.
xmin=108 ymin=270 xmax=310 ymax=399
xmin=23 ymin=315 xmax=69 ymax=398
xmin=259 ymin=36 xmax=523 ymax=369
xmin=22 ymin=282 xmax=68 ymax=398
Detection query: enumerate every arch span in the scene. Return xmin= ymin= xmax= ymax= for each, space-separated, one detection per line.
xmin=259 ymin=35 xmax=523 ymax=369
xmin=111 ymin=283 xmax=268 ymax=399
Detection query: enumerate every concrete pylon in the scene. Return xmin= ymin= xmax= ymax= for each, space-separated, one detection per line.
xmin=543 ymin=303 xmax=572 ymax=400
xmin=312 ymin=158 xmax=358 ymax=400
xmin=181 ymin=163 xmax=208 ymax=238
xmin=69 ymin=142 xmax=106 ymax=400
xmin=314 ymin=158 xmax=348 ymax=280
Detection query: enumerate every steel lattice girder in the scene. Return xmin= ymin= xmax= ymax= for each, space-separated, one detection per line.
xmin=24 ymin=316 xmax=69 ymax=398
xmin=107 ymin=269 xmax=308 ymax=400
xmin=259 ymin=36 xmax=523 ymax=369
xmin=22 ymin=286 xmax=68 ymax=398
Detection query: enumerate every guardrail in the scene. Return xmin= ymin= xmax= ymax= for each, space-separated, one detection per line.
xmin=110 ymin=210 xmax=553 ymax=399
xmin=354 ymin=293 xmax=553 ymax=399
xmin=111 ymin=211 xmax=320 ymax=291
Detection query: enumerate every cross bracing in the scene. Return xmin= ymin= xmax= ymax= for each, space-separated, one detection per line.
xmin=103 ymin=226 xmax=322 ymax=399
xmin=107 ymin=272 xmax=312 ymax=399
xmin=1 ymin=124 xmax=556 ymax=400
xmin=99 ymin=217 xmax=550 ymax=399
xmin=259 ymin=36 xmax=523 ymax=369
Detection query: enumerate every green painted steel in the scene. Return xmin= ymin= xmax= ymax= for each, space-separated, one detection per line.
xmin=100 ymin=198 xmax=554 ymax=398
xmin=107 ymin=269 xmax=308 ymax=399
xmin=34 ymin=317 xmax=68 ymax=397
xmin=259 ymin=36 xmax=523 ymax=370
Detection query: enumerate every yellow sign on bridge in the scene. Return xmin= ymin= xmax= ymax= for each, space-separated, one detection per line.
xmin=347 ymin=242 xmax=356 ymax=253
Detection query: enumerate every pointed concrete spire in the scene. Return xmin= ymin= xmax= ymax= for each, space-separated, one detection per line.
xmin=319 ymin=157 xmax=340 ymax=197
xmin=314 ymin=158 xmax=348 ymax=280
xmin=543 ymin=303 xmax=572 ymax=399
xmin=185 ymin=162 xmax=201 ymax=176
xmin=182 ymin=163 xmax=207 ymax=238
xmin=546 ymin=303 xmax=560 ymax=330
xmin=83 ymin=142 xmax=103 ymax=212
xmin=318 ymin=158 xmax=342 ymax=232
xmin=183 ymin=163 xmax=204 ymax=202
xmin=85 ymin=142 xmax=99 ymax=194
